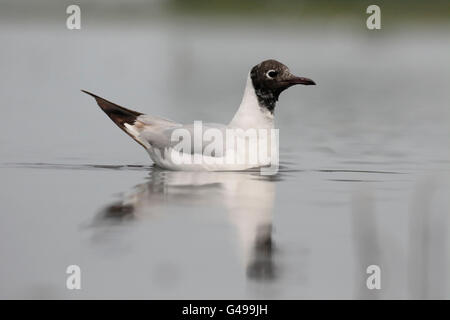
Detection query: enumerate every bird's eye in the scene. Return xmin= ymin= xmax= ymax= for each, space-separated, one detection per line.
xmin=266 ymin=70 xmax=278 ymax=79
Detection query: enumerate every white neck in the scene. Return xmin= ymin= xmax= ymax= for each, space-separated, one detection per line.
xmin=229 ymin=73 xmax=274 ymax=130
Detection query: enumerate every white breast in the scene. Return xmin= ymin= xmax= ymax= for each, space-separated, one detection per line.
xmin=144 ymin=73 xmax=278 ymax=172
xmin=229 ymin=73 xmax=275 ymax=131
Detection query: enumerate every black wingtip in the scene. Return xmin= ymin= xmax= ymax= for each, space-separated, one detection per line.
xmin=81 ymin=90 xmax=98 ymax=99
xmin=81 ymin=90 xmax=143 ymax=116
xmin=81 ymin=89 xmax=146 ymax=148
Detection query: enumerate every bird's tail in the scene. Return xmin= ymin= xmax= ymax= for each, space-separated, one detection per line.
xmin=82 ymin=90 xmax=148 ymax=148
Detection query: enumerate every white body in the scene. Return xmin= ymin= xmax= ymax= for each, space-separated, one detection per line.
xmin=127 ymin=74 xmax=278 ymax=171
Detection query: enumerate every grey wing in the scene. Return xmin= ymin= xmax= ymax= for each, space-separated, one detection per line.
xmin=136 ymin=114 xmax=182 ymax=149
xmin=137 ymin=114 xmax=179 ymax=127
xmin=140 ymin=122 xmax=228 ymax=157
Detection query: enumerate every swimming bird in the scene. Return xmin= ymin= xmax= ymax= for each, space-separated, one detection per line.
xmin=83 ymin=59 xmax=315 ymax=172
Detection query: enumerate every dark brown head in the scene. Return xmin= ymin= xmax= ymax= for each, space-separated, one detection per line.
xmin=250 ymin=59 xmax=315 ymax=113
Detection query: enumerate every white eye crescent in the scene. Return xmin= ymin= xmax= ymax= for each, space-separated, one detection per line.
xmin=266 ymin=70 xmax=278 ymax=79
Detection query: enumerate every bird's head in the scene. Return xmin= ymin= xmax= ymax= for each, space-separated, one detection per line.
xmin=250 ymin=59 xmax=315 ymax=112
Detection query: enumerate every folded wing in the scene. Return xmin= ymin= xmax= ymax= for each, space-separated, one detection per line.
xmin=82 ymin=90 xmax=180 ymax=148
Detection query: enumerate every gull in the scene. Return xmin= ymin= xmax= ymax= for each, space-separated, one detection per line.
xmin=82 ymin=59 xmax=315 ymax=171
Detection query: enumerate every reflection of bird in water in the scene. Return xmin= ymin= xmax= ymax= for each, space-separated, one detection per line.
xmin=247 ymin=224 xmax=275 ymax=280
xmin=94 ymin=168 xmax=278 ymax=281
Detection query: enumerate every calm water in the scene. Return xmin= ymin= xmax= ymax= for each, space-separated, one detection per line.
xmin=1 ymin=17 xmax=450 ymax=299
